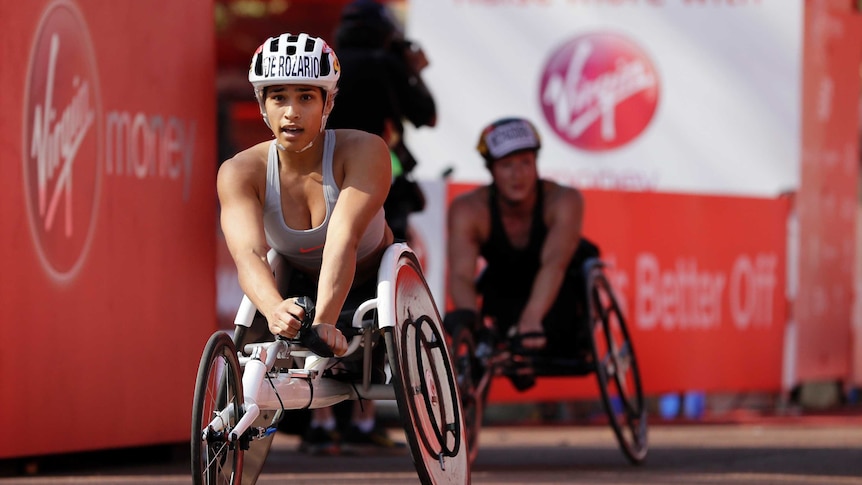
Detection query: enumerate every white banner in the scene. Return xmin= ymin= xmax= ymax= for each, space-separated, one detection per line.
xmin=405 ymin=0 xmax=803 ymax=197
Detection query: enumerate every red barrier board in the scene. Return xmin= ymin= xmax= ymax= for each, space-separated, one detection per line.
xmin=447 ymin=185 xmax=789 ymax=402
xmin=794 ymin=1 xmax=862 ymax=384
xmin=0 ymin=0 xmax=216 ymax=458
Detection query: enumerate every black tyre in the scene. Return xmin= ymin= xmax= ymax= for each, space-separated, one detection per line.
xmin=449 ymin=323 xmax=488 ymax=466
xmin=586 ymin=262 xmax=648 ymax=464
xmin=385 ymin=253 xmax=470 ymax=484
xmin=191 ymin=332 xmax=244 ymax=484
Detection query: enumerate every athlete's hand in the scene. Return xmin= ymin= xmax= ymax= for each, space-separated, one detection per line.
xmin=310 ymin=323 xmax=348 ymax=356
xmin=266 ymin=298 xmax=308 ymax=339
xmin=513 ymin=320 xmax=546 ymax=350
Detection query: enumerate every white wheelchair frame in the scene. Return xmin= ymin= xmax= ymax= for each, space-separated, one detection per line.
xmin=191 ymin=243 xmax=470 ymax=485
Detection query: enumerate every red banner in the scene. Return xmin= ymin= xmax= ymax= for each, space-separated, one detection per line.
xmin=0 ymin=0 xmax=216 ymax=458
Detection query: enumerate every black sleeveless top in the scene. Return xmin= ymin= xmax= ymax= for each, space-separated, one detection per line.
xmin=477 ymin=181 xmax=546 ymax=304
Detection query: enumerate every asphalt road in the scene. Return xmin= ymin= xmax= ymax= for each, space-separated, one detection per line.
xmin=2 ymin=418 xmax=861 ymax=484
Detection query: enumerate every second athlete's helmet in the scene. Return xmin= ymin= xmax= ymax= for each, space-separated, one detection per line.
xmin=248 ymin=33 xmax=341 ymax=126
xmin=476 ymin=117 xmax=542 ymax=165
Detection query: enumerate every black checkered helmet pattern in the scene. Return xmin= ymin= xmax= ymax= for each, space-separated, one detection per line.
xmin=248 ymin=33 xmax=341 ymax=127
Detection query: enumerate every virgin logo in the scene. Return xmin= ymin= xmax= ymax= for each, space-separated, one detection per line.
xmin=539 ymin=32 xmax=659 ymax=151
xmin=23 ymin=0 xmax=103 ymax=283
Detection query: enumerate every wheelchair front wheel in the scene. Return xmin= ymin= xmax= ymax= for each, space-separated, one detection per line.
xmin=449 ymin=323 xmax=488 ymax=466
xmin=586 ymin=263 xmax=648 ymax=465
xmin=191 ymin=332 xmax=244 ymax=485
xmin=384 ymin=252 xmax=470 ymax=484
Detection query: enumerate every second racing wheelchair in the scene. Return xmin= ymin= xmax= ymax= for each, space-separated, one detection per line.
xmin=448 ymin=252 xmax=648 ymax=466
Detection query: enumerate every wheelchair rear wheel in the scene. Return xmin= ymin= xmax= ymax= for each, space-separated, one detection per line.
xmin=384 ymin=252 xmax=470 ymax=484
xmin=586 ymin=262 xmax=648 ymax=464
xmin=449 ymin=323 xmax=487 ymax=466
xmin=191 ymin=332 xmax=244 ymax=485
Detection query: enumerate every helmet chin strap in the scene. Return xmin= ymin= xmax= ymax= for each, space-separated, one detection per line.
xmin=276 ymin=140 xmax=314 ymax=153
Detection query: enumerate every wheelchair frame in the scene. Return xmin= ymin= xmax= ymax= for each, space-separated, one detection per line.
xmin=190 ymin=243 xmax=470 ymax=484
xmin=449 ymin=257 xmax=649 ymax=466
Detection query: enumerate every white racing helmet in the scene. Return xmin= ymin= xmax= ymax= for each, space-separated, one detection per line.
xmin=248 ymin=33 xmax=341 ymax=128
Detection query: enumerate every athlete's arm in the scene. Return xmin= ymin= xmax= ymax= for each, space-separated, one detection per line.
xmin=313 ymin=130 xmax=392 ymax=354
xmin=447 ymin=192 xmax=484 ymax=312
xmin=217 ymin=146 xmax=307 ymax=340
xmin=517 ymin=184 xmax=584 ymax=340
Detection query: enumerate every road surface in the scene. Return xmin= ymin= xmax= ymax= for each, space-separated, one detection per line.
xmin=2 ymin=417 xmax=861 ymax=484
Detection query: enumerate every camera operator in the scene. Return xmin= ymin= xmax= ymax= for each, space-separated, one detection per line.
xmin=327 ymin=0 xmax=436 ymax=241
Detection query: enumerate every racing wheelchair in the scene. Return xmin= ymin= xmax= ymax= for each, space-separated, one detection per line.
xmin=190 ymin=243 xmax=470 ymax=484
xmin=448 ymin=256 xmax=648 ymax=466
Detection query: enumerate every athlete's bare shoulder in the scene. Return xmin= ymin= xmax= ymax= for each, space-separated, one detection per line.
xmin=541 ymin=179 xmax=583 ymax=227
xmin=333 ymin=127 xmax=375 ymax=141
xmin=217 ymin=140 xmax=270 ymax=196
xmin=451 ymin=184 xmax=490 ymax=214
xmin=542 ymin=179 xmax=582 ymax=206
xmin=332 ymin=128 xmax=386 ymax=154
xmin=332 ymin=129 xmax=387 ymax=164
xmin=449 ymin=185 xmax=491 ymax=242
xmin=221 ymin=141 xmax=269 ymax=174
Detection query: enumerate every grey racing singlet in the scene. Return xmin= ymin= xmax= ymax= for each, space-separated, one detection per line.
xmin=262 ymin=130 xmax=386 ymax=270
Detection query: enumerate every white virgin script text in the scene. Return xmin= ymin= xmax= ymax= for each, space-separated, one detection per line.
xmin=29 ymin=34 xmax=95 ymax=238
xmin=542 ymin=40 xmax=655 ymax=140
